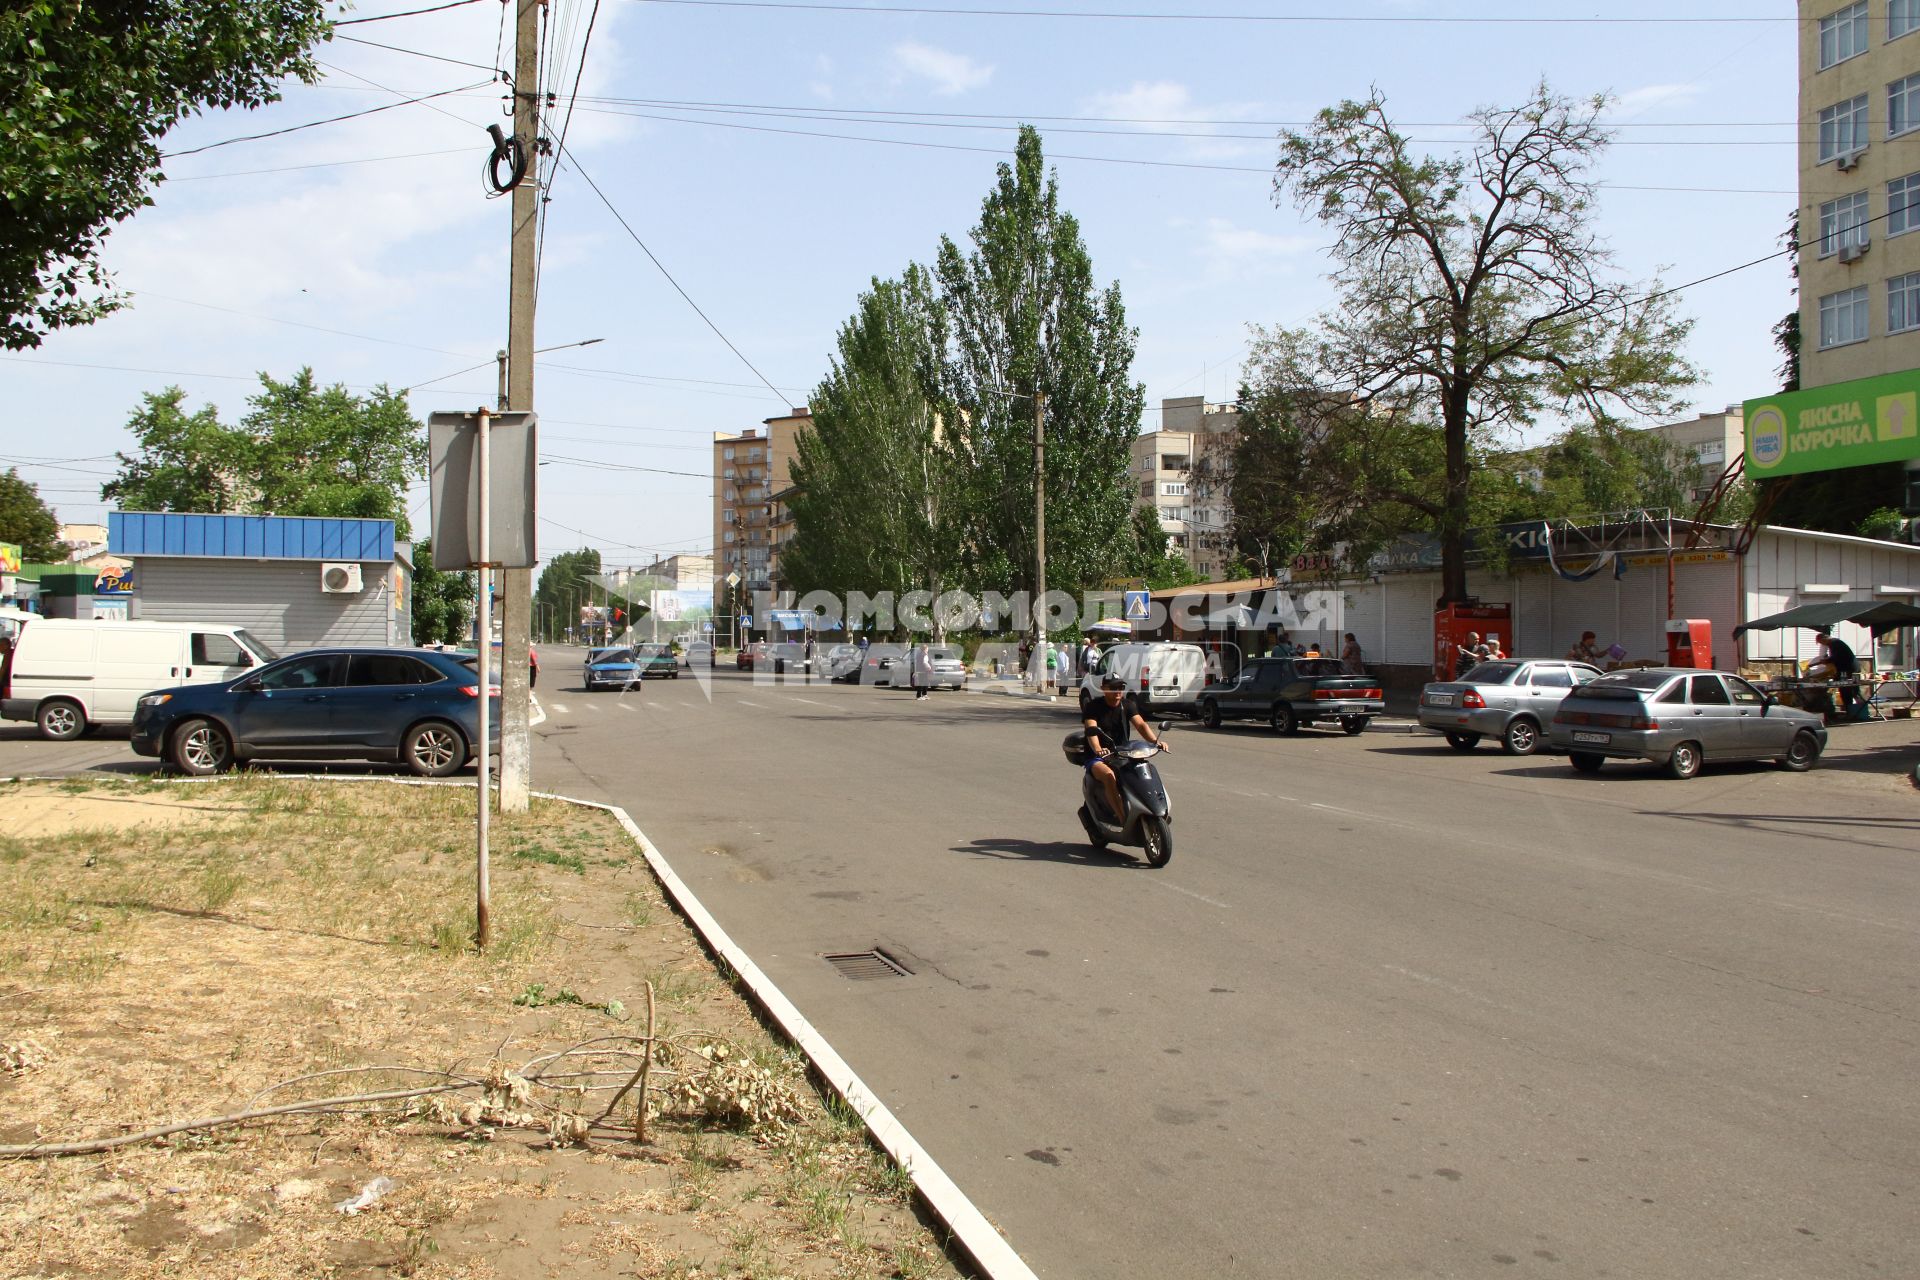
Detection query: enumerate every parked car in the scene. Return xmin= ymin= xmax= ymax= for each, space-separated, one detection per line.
xmin=823 ymin=644 xmax=864 ymax=682
xmin=735 ymin=641 xmax=768 ymax=671
xmin=1546 ymin=668 xmax=1827 ymax=779
xmin=457 ymin=642 xmax=538 ymax=687
xmin=764 ymin=642 xmax=812 ymax=674
xmin=1418 ymin=659 xmax=1604 ymax=755
xmin=585 ymin=645 xmax=678 ymax=688
xmin=682 ymin=640 xmax=716 ymax=669
xmin=1078 ymin=642 xmax=1208 ymax=715
xmin=861 ymin=643 xmax=909 ymax=685
xmin=129 ymin=647 xmax=500 ymax=777
xmin=1196 ymin=656 xmax=1385 ymax=735
xmin=3 ymin=617 xmax=276 ymax=740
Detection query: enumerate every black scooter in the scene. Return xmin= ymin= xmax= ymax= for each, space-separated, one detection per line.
xmin=1072 ymin=724 xmax=1174 ymax=867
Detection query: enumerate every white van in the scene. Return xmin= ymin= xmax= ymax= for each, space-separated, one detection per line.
xmin=2 ymin=619 xmax=276 ymax=739
xmin=1078 ymin=641 xmax=1209 ymax=715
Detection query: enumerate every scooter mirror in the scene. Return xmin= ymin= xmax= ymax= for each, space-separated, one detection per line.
xmin=1158 ymin=721 xmax=1171 ymax=733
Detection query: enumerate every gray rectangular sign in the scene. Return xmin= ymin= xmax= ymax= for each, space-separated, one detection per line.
xmin=428 ymin=410 xmax=537 ymax=569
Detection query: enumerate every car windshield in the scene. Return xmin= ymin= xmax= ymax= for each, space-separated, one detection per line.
xmin=1462 ymin=661 xmax=1521 ymax=684
xmin=592 ymin=649 xmax=636 ymax=664
xmin=635 ymin=645 xmax=669 ymax=657
xmin=234 ymin=629 xmax=280 ymax=662
xmin=930 ymin=646 xmax=963 ymax=660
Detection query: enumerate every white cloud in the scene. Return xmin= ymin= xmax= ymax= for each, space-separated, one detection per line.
xmin=1079 ymin=81 xmax=1270 ymax=161
xmin=889 ymin=42 xmax=994 ymax=97
xmin=1609 ymin=83 xmax=1706 ymax=119
xmin=1170 ymin=216 xmax=1317 ymax=286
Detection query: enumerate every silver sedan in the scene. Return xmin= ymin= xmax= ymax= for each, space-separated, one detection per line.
xmin=1418 ymin=659 xmax=1603 ymax=755
xmin=1546 ymin=668 xmax=1827 ymax=779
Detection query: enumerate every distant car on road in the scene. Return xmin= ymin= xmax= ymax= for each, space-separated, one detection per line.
xmin=1419 ymin=659 xmax=1604 ymax=755
xmin=584 ymin=645 xmax=678 ymax=688
xmin=866 ymin=644 xmax=966 ymax=689
xmin=765 ymin=642 xmax=813 ymax=674
xmin=823 ymin=644 xmax=864 ymax=682
xmin=1547 ymin=667 xmax=1827 ymax=779
xmin=736 ymin=642 xmax=768 ymax=671
xmin=130 ymin=647 xmax=500 ymax=777
xmin=1197 ymin=656 xmax=1384 ymax=734
xmin=682 ymin=640 xmax=715 ymax=669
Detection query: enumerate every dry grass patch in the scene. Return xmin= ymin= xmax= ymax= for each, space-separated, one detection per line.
xmin=0 ymin=776 xmax=964 ymax=1280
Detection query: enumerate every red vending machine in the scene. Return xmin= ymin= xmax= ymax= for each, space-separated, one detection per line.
xmin=1666 ymin=619 xmax=1713 ymax=669
xmin=1433 ymin=603 xmax=1513 ymax=679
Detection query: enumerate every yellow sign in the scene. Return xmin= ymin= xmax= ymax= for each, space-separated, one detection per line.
xmin=1626 ymin=550 xmax=1730 ymax=567
xmin=0 ymin=543 xmax=19 ymax=575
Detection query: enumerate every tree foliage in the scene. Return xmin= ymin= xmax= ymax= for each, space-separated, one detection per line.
xmin=2 ymin=0 xmax=331 ymax=348
xmin=1261 ymin=84 xmax=1698 ymax=602
xmin=409 ymin=538 xmax=473 ymax=647
xmin=101 ymin=370 xmax=427 ymax=537
xmin=0 ymin=469 xmax=63 ymax=562
xmin=535 ymin=548 xmax=603 ymax=641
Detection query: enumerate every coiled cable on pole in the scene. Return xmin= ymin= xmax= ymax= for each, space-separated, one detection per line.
xmin=484 ymin=123 xmax=528 ymax=195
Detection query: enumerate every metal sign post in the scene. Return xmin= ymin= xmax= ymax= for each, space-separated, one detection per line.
xmin=475 ymin=407 xmax=493 ymax=951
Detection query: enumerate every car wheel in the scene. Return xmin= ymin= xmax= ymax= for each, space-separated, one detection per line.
xmin=1665 ymin=741 xmax=1703 ymax=780
xmin=169 ymin=718 xmax=233 ymax=775
xmin=1568 ymin=751 xmax=1605 ymax=774
xmin=1340 ymin=715 xmax=1369 ymax=736
xmin=1200 ymin=698 xmax=1222 ymax=730
xmin=1444 ymin=731 xmax=1479 ymax=751
xmin=1270 ymin=704 xmax=1300 ymax=735
xmin=404 ymin=720 xmax=468 ymax=778
xmin=1777 ymin=730 xmax=1821 ymax=772
xmin=36 ymin=699 xmax=85 ymax=741
xmin=1501 ymin=717 xmax=1540 ymax=756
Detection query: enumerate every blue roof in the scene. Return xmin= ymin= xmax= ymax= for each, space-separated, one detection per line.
xmin=110 ymin=512 xmax=396 ymax=562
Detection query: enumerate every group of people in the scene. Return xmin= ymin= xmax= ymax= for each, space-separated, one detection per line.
xmin=1262 ymin=629 xmax=1368 ymax=674
xmin=1015 ymin=635 xmax=1106 ymax=693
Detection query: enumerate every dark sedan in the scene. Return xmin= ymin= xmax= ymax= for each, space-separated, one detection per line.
xmin=130 ymin=648 xmax=500 ymax=777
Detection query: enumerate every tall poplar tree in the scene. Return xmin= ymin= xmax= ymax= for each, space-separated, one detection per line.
xmin=933 ymin=126 xmax=1146 ymax=610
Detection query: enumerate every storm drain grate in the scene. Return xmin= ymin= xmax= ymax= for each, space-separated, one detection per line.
xmin=824 ymin=949 xmax=913 ymax=981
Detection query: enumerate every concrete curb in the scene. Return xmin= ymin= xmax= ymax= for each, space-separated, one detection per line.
xmin=541 ymin=791 xmax=1041 ymax=1280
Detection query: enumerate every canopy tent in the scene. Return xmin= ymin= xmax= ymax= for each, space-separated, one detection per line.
xmin=1733 ymin=599 xmax=1920 ymax=637
xmin=1083 ymin=618 xmax=1133 ymax=637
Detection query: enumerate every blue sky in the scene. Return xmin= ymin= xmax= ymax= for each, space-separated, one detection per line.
xmin=3 ymin=0 xmax=1799 ymax=569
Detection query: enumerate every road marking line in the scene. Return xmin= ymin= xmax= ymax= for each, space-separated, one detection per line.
xmin=619 ymin=702 xmax=637 ymax=711
xmin=646 ymin=701 xmax=663 ymax=710
xmin=549 ymin=703 xmax=569 ymax=715
xmin=1155 ymin=881 xmax=1232 ymax=910
xmin=584 ymin=703 xmax=600 ymax=712
xmin=738 ymin=699 xmax=765 ymax=708
xmin=791 ymin=696 xmax=841 ymax=710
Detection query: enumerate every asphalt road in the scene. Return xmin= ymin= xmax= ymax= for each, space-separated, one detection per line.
xmin=6 ymin=650 xmax=1918 ymax=1278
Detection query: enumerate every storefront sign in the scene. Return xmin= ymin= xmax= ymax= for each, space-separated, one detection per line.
xmin=0 ymin=543 xmax=19 ymax=574
xmin=1744 ymin=369 xmax=1920 ymax=478
xmin=93 ymin=565 xmax=133 ymax=595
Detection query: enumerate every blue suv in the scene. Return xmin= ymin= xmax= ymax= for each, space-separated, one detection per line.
xmin=131 ymin=648 xmax=501 ymax=777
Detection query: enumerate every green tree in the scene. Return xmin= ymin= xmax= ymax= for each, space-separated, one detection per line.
xmin=242 ymin=370 xmax=425 ymax=536
xmin=785 ymin=266 xmax=957 ymax=615
xmin=409 ymin=538 xmax=473 ymax=647
xmin=933 ymin=126 xmax=1146 ymax=617
xmin=101 ymin=387 xmax=250 ymax=513
xmin=2 ymin=0 xmax=331 ymax=348
xmin=535 ymin=548 xmax=603 ymax=642
xmin=1528 ymin=422 xmax=1706 ymax=519
xmin=1269 ymin=84 xmax=1697 ymax=605
xmin=1773 ymin=210 xmax=1801 ymax=393
xmin=0 ymin=469 xmax=63 ymax=562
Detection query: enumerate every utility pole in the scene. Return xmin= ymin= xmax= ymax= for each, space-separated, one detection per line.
xmin=499 ymin=0 xmax=539 ymax=813
xmin=1033 ymin=388 xmax=1048 ymax=694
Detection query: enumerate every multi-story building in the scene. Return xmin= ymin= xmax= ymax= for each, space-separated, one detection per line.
xmin=1645 ymin=406 xmax=1746 ymax=502
xmin=1129 ymin=427 xmax=1195 ymax=558
xmin=1800 ymin=1 xmax=1920 ymax=387
xmin=712 ymin=408 xmax=808 ymax=591
xmin=1147 ymin=395 xmax=1242 ymax=580
xmin=639 ymin=553 xmax=714 ymax=591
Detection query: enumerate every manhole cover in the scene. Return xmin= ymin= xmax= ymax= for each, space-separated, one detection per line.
xmin=824 ymin=949 xmax=913 ymax=981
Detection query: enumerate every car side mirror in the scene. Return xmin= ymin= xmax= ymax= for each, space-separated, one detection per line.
xmin=240 ymin=676 xmax=263 ymax=692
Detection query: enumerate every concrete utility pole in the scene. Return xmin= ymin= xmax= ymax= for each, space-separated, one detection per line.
xmin=1034 ymin=388 xmax=1048 ymax=690
xmin=499 ymin=0 xmax=539 ymax=813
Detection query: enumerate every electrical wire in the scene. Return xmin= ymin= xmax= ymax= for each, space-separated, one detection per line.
xmin=551 ymin=138 xmax=794 ymax=405
xmin=160 ymin=79 xmax=493 ymax=157
xmin=628 ymin=0 xmax=1792 ymax=24
xmin=535 ymin=0 xmax=604 ymax=302
xmin=129 ymin=291 xmax=478 ymax=358
xmin=336 ymin=0 xmax=488 ymax=25
xmin=333 ymin=33 xmax=503 ymax=72
xmin=164 ymin=147 xmax=471 ymax=181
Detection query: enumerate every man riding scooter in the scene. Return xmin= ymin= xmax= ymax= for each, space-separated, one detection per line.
xmin=1084 ymin=676 xmax=1170 ymax=821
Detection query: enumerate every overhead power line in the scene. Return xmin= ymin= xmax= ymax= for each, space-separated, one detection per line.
xmin=333 ymin=32 xmax=506 ymax=73
xmin=166 ymin=147 xmax=471 ymax=181
xmin=630 ymin=0 xmax=1792 ymax=24
xmin=161 ymin=78 xmax=493 ymax=157
xmin=335 ymin=0 xmax=488 ymax=25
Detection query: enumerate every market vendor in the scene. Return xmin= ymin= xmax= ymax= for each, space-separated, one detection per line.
xmin=1809 ymin=628 xmax=1866 ymax=719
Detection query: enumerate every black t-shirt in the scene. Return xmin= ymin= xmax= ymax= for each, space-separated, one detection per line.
xmin=1824 ymin=636 xmax=1858 ymax=674
xmin=1085 ymin=695 xmax=1137 ymax=752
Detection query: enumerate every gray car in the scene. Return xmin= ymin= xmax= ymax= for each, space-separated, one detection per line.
xmin=1546 ymin=668 xmax=1827 ymax=779
xmin=1419 ymin=659 xmax=1604 ymax=755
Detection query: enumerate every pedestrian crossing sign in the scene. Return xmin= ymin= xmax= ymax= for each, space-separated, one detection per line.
xmin=1123 ymin=590 xmax=1150 ymax=622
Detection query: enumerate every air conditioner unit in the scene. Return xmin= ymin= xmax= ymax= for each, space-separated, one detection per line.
xmin=1840 ymin=239 xmax=1870 ymax=263
xmin=1837 ymin=149 xmax=1864 ymax=171
xmin=320 ymin=562 xmax=364 ymax=594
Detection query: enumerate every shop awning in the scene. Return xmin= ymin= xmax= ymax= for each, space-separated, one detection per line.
xmin=1084 ymin=618 xmax=1132 ymax=636
xmin=1733 ymin=599 xmax=1920 ymax=637
xmin=1204 ymin=604 xmax=1257 ymax=629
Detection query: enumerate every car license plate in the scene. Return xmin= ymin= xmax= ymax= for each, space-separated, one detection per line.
xmin=1425 ymin=693 xmax=1454 ymax=707
xmin=1572 ymin=731 xmax=1610 ymax=744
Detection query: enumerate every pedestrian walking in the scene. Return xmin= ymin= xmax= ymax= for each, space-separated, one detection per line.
xmin=1340 ymin=632 xmax=1364 ymax=674
xmin=912 ymin=642 xmax=934 ymax=699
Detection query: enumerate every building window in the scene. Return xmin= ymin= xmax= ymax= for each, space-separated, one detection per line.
xmin=1819 ymin=285 xmax=1871 ymax=347
xmin=1819 ymin=191 xmax=1871 ymax=255
xmin=723 ymin=530 xmax=735 ymax=543
xmin=748 ymin=448 xmax=763 ymax=461
xmin=1162 ymin=482 xmax=1187 ymax=496
xmin=1820 ymin=95 xmax=1870 ymax=161
xmin=723 ymin=447 xmax=735 ymax=460
xmin=1893 ymin=74 xmax=1920 ymax=138
xmin=1695 ymin=440 xmax=1725 ymax=467
xmin=1163 ymin=454 xmax=1189 ymax=470
xmin=1891 ymin=173 xmax=1920 ymax=237
xmin=1898 ymin=0 xmax=1920 ymax=38
xmin=724 ymin=467 xmax=736 ymax=478
xmin=1821 ymin=2 xmax=1870 ymax=68
xmin=1889 ymin=272 xmax=1920 ymax=333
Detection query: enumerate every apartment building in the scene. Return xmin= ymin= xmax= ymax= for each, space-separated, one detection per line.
xmin=1645 ymin=406 xmax=1745 ymax=502
xmin=1153 ymin=395 xmax=1242 ymax=580
xmin=640 ymin=553 xmax=714 ymax=591
xmin=712 ymin=408 xmax=808 ymax=591
xmin=1129 ymin=428 xmax=1195 ymax=557
xmin=1800 ymin=1 xmax=1920 ymax=386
